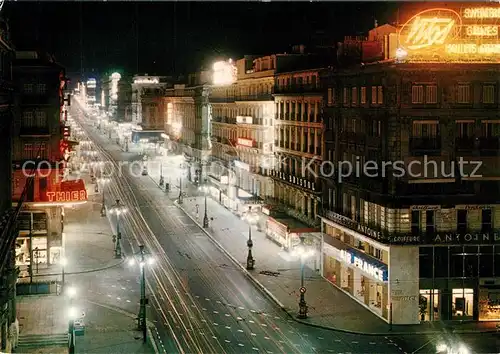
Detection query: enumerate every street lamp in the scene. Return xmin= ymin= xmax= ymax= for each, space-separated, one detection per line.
xmin=291 ymin=236 xmax=315 ymax=319
xmin=109 ymin=199 xmax=127 ymax=258
xmin=198 ymin=181 xmax=210 ymax=228
xmin=98 ymin=177 xmax=110 ymax=217
xmin=128 ymin=245 xmax=154 ymax=344
xmin=66 ymin=287 xmax=78 ymax=354
xmin=178 ymin=165 xmax=184 ymax=205
xmin=245 ymin=206 xmax=258 ymax=270
xmin=60 ymin=257 xmax=67 ymax=294
xmin=159 ymin=162 xmax=164 ymax=187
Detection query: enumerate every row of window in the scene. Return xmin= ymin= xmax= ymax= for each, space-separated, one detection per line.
xmin=21 ymin=111 xmax=47 ymax=128
xmin=413 ymin=121 xmax=500 ymax=138
xmin=411 ymin=209 xmax=493 ymax=235
xmin=276 ymin=74 xmax=318 ymax=89
xmin=23 ymin=83 xmax=46 ymax=95
xmin=411 ymin=84 xmax=496 ymax=105
xmin=327 ymin=86 xmax=384 ymax=106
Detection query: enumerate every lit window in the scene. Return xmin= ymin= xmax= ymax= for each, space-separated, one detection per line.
xmin=483 ymin=85 xmax=495 ymax=104
xmin=23 ymin=83 xmax=33 ymax=94
xmin=22 ymin=111 xmax=34 ymax=127
xmin=360 ymin=87 xmax=366 ymax=104
xmin=426 ymin=85 xmax=437 ymax=104
xmin=327 ymin=88 xmax=333 ymax=106
xmin=457 ymin=84 xmax=471 ymax=104
xmin=412 ymin=85 xmax=424 ymax=104
xmin=371 ymin=86 xmax=377 ymax=104
xmin=351 ymin=87 xmax=358 ymax=105
xmin=377 ymin=86 xmax=383 ymax=104
xmin=37 ymin=84 xmax=46 ymax=94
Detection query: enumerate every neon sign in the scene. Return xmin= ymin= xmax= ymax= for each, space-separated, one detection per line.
xmin=398 ymin=7 xmax=500 ymax=61
xmin=46 ymin=190 xmax=87 ymax=203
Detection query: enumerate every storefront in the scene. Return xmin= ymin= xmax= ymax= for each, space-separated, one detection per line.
xmin=266 ymin=215 xmax=318 ymax=250
xmin=323 ymin=235 xmax=389 ymax=319
xmin=479 ymin=279 xmax=500 ymax=321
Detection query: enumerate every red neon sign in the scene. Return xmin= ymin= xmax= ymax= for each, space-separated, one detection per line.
xmin=46 ymin=190 xmax=87 ymax=203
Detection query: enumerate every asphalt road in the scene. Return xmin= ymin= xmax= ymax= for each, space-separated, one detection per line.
xmin=71 ymin=104 xmax=500 ymax=354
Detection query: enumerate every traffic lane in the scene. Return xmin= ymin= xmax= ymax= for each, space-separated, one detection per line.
xmin=77 ymin=117 xmax=409 ymax=354
xmin=128 ymin=174 xmax=401 ymax=354
xmin=390 ymin=332 xmax=500 ymax=353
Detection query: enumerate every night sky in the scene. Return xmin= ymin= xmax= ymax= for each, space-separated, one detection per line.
xmin=4 ymin=2 xmax=400 ymax=78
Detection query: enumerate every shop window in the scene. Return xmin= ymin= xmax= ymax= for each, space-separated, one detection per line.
xmin=450 ymin=246 xmax=464 ymax=278
xmin=434 ymin=246 xmax=449 ymax=278
xmin=411 ymin=210 xmax=420 ymax=235
xmin=419 ymin=247 xmax=433 ymax=278
xmin=479 ymin=286 xmax=500 ymax=321
xmin=426 ymin=210 xmax=435 ymax=234
xmin=482 ymin=209 xmax=492 ymax=233
xmin=479 ymin=246 xmax=494 ymax=277
xmin=452 ymin=288 xmax=474 ymax=318
xmin=419 ymin=290 xmax=440 ymax=321
xmin=457 ymin=210 xmax=468 ymax=232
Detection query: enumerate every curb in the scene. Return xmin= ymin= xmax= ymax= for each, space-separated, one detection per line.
xmin=174 ymin=201 xmax=498 ymax=337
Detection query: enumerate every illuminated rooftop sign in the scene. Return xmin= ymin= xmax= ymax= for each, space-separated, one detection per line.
xmin=398 ymin=7 xmax=500 ymax=61
xmin=212 ymin=60 xmax=237 ymax=86
xmin=134 ymin=78 xmax=159 ymax=84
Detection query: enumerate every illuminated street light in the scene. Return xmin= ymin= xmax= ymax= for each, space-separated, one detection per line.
xmin=245 ymin=206 xmax=258 ymax=270
xmin=98 ymin=177 xmax=110 ymax=216
xmin=291 ymin=236 xmax=315 ymax=319
xmin=109 ymin=199 xmax=127 ymax=258
xmin=128 ymin=245 xmax=154 ymax=344
xmin=198 ymin=181 xmax=209 ymax=228
xmin=66 ymin=286 xmax=77 ymax=299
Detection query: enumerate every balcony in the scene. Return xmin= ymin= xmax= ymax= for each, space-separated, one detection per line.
xmin=455 ymin=137 xmax=475 ymax=152
xmin=478 ymin=137 xmax=499 ymax=156
xmin=235 ymin=94 xmax=273 ymax=101
xmin=409 ymin=137 xmax=441 ymax=156
xmin=209 ymin=96 xmax=235 ymax=103
xmin=212 ymin=116 xmax=236 ymax=124
xmin=19 ymin=126 xmax=50 ymax=137
xmin=274 ymin=84 xmax=322 ymax=95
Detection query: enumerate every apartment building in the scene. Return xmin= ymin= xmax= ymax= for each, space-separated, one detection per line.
xmin=131 ymin=75 xmax=169 ymax=125
xmin=319 ymin=5 xmax=500 ymax=325
xmin=11 ymin=51 xmax=79 ymax=276
xmin=209 ymin=56 xmax=275 ymax=214
xmin=163 ymin=74 xmax=211 ymax=184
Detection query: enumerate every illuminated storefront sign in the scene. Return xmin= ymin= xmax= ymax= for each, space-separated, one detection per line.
xmin=340 ymin=250 xmax=386 ymax=282
xmin=237 ymin=138 xmax=254 ymax=148
xmin=46 ymin=190 xmax=87 ymax=203
xmin=134 ymin=78 xmax=159 ymax=84
xmin=398 ymin=7 xmax=500 ymax=61
xmin=212 ymin=60 xmax=237 ymax=86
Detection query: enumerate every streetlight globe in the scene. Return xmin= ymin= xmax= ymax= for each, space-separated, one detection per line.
xmin=60 ymin=258 xmax=67 ymax=267
xmin=67 ymin=286 xmax=77 ymax=298
xmin=68 ymin=306 xmax=78 ymax=319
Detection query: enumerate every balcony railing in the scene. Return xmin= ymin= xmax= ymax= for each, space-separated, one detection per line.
xmin=409 ymin=137 xmax=441 ymax=156
xmin=212 ymin=116 xmax=236 ymax=124
xmin=455 ymin=137 xmax=475 ymax=151
xmin=235 ymin=94 xmax=273 ymax=101
xmin=274 ymin=84 xmax=322 ymax=95
xmin=478 ymin=137 xmax=499 ymax=156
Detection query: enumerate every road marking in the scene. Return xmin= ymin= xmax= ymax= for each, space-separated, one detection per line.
xmin=205 ymin=298 xmax=210 ymax=301
xmin=225 ymin=326 xmax=231 ymax=329
xmin=237 ymin=317 xmax=243 ymax=320
xmin=202 ymin=308 xmax=207 ymax=311
xmin=126 ymin=299 xmax=131 ymax=302
xmin=238 ymin=343 xmax=244 ymax=347
xmin=239 ymin=306 xmax=245 ymax=310
xmin=261 ymin=323 xmax=267 ymax=327
xmin=237 ymin=329 xmax=244 ymax=333
xmin=224 ymin=340 xmax=230 ymax=343
xmin=225 ymin=314 xmax=230 ymax=317
xmin=264 ymin=336 xmax=270 ymax=340
xmin=201 ymin=319 xmax=207 ymax=322
xmin=116 ymin=297 xmax=121 ymax=300
xmin=212 ymin=336 xmax=217 ymax=339
xmin=213 ymin=311 xmax=219 ymax=314
xmin=213 ymin=323 xmax=218 ymax=326
xmin=252 ymin=348 xmax=259 ymax=351
xmin=251 ymin=333 xmax=256 ymax=336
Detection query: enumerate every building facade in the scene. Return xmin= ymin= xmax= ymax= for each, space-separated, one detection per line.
xmin=163 ymin=80 xmax=211 ymax=184
xmin=272 ymin=68 xmax=324 ymax=230
xmin=131 ymin=75 xmax=169 ymax=126
xmin=0 ymin=21 xmax=19 ymax=351
xmin=319 ymin=5 xmax=500 ymax=324
xmin=12 ymin=51 xmax=67 ymax=275
xmin=209 ymin=56 xmax=275 ymax=214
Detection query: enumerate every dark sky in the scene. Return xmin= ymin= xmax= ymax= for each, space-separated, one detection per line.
xmin=3 ymin=2 xmax=399 ymax=79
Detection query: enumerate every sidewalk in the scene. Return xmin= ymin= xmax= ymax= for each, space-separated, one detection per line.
xmin=172 ymin=180 xmax=500 ymax=335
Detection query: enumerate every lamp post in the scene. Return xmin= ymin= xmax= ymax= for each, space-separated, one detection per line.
xmin=292 ymin=235 xmax=315 ymax=319
xmin=246 ymin=206 xmax=257 ymax=270
xmin=198 ymin=181 xmax=209 ymax=228
xmin=98 ymin=177 xmax=110 ymax=217
xmin=159 ymin=162 xmax=164 ymax=187
xmin=128 ymin=245 xmax=154 ymax=344
xmin=66 ymin=287 xmax=78 ymax=354
xmin=60 ymin=257 xmax=67 ymax=295
xmin=109 ymin=199 xmax=127 ymax=258
xmin=178 ymin=165 xmax=184 ymax=205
